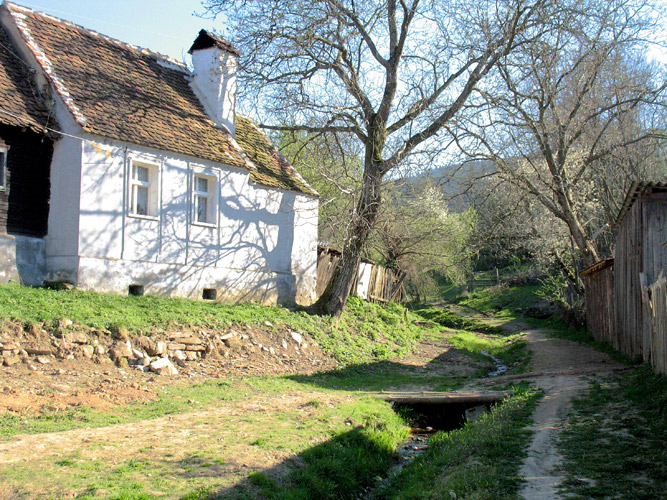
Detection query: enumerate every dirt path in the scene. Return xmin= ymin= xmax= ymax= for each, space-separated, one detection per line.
xmin=515 ymin=330 xmax=624 ymax=499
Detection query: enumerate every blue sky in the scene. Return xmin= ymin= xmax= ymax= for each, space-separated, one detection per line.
xmin=7 ymin=0 xmax=667 ymax=65
xmin=8 ymin=0 xmax=224 ymax=63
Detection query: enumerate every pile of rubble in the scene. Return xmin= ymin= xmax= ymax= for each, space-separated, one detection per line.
xmin=0 ymin=319 xmax=329 ymax=377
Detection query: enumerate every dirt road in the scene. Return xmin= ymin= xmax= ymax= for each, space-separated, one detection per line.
xmin=513 ymin=330 xmax=624 ymax=499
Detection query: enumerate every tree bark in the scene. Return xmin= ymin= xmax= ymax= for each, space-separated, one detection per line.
xmin=314 ymin=162 xmax=384 ymax=317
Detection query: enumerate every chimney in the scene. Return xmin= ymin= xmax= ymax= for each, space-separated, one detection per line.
xmin=188 ymin=30 xmax=240 ymax=136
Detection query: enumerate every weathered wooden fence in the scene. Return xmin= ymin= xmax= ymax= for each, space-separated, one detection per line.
xmin=581 ymin=259 xmax=617 ymax=349
xmin=467 ymin=269 xmax=500 ymax=292
xmin=644 ymin=272 xmax=667 ymax=374
xmin=316 ymin=246 xmax=406 ymax=303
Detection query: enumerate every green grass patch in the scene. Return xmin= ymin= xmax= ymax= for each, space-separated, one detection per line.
xmin=558 ymin=366 xmax=667 ymax=499
xmin=219 ymin=399 xmax=409 ymax=500
xmin=448 ymin=331 xmax=527 ymax=368
xmin=455 ymin=285 xmax=541 ymax=317
xmin=375 ymin=389 xmax=540 ymax=499
xmin=319 ymin=298 xmax=425 ymax=364
xmin=289 ymin=361 xmax=469 ymax=392
xmin=415 ymin=307 xmax=504 ymax=335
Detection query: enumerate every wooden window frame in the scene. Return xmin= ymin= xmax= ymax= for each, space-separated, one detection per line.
xmin=129 ymin=160 xmax=159 ymax=219
xmin=0 ymin=146 xmax=7 ymax=190
xmin=191 ymin=170 xmax=218 ymax=227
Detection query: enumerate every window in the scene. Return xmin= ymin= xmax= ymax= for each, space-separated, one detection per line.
xmin=130 ymin=161 xmax=158 ymax=217
xmin=192 ymin=172 xmax=217 ymax=225
xmin=0 ymin=147 xmax=7 ymax=190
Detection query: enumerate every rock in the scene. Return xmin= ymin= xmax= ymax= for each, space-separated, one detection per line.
xmin=172 ymin=350 xmax=187 ymax=361
xmin=26 ymin=363 xmax=37 ymax=371
xmin=18 ymin=349 xmax=28 ymax=359
xmin=175 ymin=359 xmax=187 ymax=368
xmin=184 ymin=344 xmax=205 ymax=351
xmin=94 ymin=345 xmax=106 ymax=355
xmin=133 ymin=365 xmax=149 ymax=372
xmin=177 ymin=337 xmax=202 ymax=345
xmin=290 ymin=331 xmax=303 ymax=345
xmin=269 ymin=347 xmax=276 ymax=355
xmin=168 ymin=332 xmax=186 ymax=340
xmin=302 ymin=343 xmax=308 ymax=350
xmin=222 ymin=335 xmax=241 ymax=349
xmin=281 ymin=340 xmax=288 ymax=349
xmin=263 ymin=321 xmax=273 ymax=327
xmin=63 ymin=332 xmax=88 ymax=344
xmin=167 ymin=343 xmax=186 ymax=351
xmin=3 ymin=355 xmax=20 ymax=366
xmin=25 ymin=347 xmax=52 ymax=356
xmin=149 ymin=357 xmax=178 ymax=376
xmin=81 ymin=345 xmax=95 ymax=358
xmin=132 ymin=348 xmax=145 ymax=359
xmin=185 ymin=351 xmax=198 ymax=361
xmin=109 ymin=341 xmax=132 ymax=360
xmin=35 ymin=356 xmax=51 ymax=364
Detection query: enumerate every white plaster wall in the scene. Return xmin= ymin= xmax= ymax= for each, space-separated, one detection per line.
xmin=72 ymin=137 xmax=318 ymax=304
xmin=190 ymin=47 xmax=237 ymax=135
xmin=291 ymin=194 xmax=319 ymax=304
xmin=0 ymin=234 xmax=45 ymax=285
xmin=356 ymin=262 xmax=374 ymax=299
xmin=45 ymin=133 xmax=82 ymax=283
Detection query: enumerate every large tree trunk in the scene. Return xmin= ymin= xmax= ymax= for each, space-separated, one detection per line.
xmin=314 ymin=163 xmax=384 ymax=318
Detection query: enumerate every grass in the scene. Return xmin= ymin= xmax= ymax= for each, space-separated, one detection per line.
xmin=448 ymin=331 xmax=528 ymax=369
xmin=414 ymin=307 xmax=505 ymax=335
xmin=213 ymin=400 xmax=410 ymax=500
xmin=374 ymin=388 xmax=541 ymax=499
xmin=558 ymin=366 xmax=667 ymax=499
xmin=0 ymin=381 xmax=410 ymax=500
xmin=454 ymin=284 xmax=541 ymax=318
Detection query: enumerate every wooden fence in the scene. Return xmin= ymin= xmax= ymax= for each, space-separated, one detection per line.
xmin=467 ymin=269 xmax=500 ymax=292
xmin=581 ymin=259 xmax=617 ymax=350
xmin=583 ymin=261 xmax=667 ymax=374
xmin=316 ymin=246 xmax=406 ymax=303
xmin=643 ymin=272 xmax=667 ymax=374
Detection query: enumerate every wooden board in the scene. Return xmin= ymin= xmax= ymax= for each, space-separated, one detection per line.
xmin=365 ymin=390 xmax=511 ymax=405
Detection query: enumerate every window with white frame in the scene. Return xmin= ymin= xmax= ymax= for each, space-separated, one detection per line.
xmin=192 ymin=173 xmax=217 ymax=225
xmin=0 ymin=147 xmax=7 ymax=190
xmin=130 ymin=161 xmax=158 ymax=217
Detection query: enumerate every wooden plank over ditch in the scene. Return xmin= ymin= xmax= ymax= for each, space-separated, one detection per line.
xmin=366 ymin=390 xmax=511 ymax=405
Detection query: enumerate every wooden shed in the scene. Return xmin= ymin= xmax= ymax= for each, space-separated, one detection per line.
xmin=581 ymin=258 xmax=616 ymax=348
xmin=613 ymin=182 xmax=667 ymax=371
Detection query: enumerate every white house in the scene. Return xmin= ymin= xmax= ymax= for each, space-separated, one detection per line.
xmin=0 ymin=2 xmax=319 ymax=305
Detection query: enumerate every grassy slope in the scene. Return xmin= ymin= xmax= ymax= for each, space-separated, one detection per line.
xmin=558 ymin=367 xmax=667 ymax=499
xmin=0 ymin=284 xmax=424 ymax=366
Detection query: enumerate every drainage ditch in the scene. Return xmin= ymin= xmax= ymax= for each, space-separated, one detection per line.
xmin=359 ymin=396 xmax=502 ymax=499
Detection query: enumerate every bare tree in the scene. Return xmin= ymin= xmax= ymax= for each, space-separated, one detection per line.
xmin=454 ymin=0 xmax=666 ymax=270
xmin=205 ymin=0 xmax=557 ymax=316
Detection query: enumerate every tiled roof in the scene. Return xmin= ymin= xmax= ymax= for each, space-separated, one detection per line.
xmin=2 ymin=2 xmax=316 ymax=196
xmin=613 ymin=182 xmax=667 ymax=231
xmin=0 ymin=23 xmax=53 ymax=132
xmin=236 ymin=116 xmax=317 ymax=196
